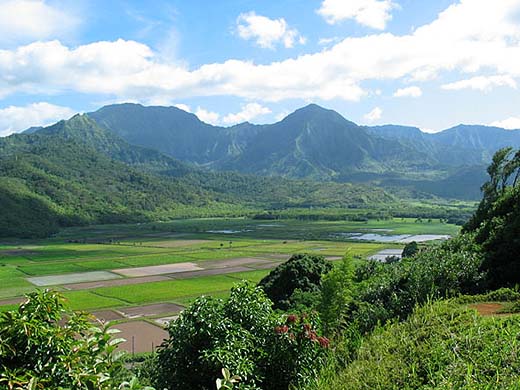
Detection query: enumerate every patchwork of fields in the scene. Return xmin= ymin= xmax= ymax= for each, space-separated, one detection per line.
xmin=0 ymin=217 xmax=459 ymax=352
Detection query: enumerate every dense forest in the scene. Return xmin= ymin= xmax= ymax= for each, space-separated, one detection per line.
xmin=1 ymin=148 xmax=520 ymax=389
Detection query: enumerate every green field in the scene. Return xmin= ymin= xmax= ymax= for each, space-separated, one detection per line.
xmin=0 ymin=217 xmax=459 ymax=319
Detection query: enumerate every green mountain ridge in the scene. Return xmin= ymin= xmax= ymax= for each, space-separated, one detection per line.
xmin=0 ymin=114 xmax=396 ymax=237
xmin=84 ymin=102 xmax=520 ymax=199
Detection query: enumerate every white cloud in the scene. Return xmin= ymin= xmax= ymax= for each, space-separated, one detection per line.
xmin=364 ymin=107 xmax=382 ymax=122
xmin=318 ymin=37 xmax=341 ymax=46
xmin=418 ymin=127 xmax=438 ymax=134
xmin=3 ymin=1 xmax=520 ymax=104
xmin=317 ymin=0 xmax=396 ymax=29
xmin=275 ymin=110 xmax=291 ymax=122
xmin=0 ymin=0 xmax=79 ymax=45
xmin=222 ymin=103 xmax=271 ymax=125
xmin=237 ymin=12 xmax=305 ymax=49
xmin=174 ymin=103 xmax=191 ymax=112
xmin=0 ymin=102 xmax=75 ymax=137
xmin=393 ymin=86 xmax=422 ymax=98
xmin=490 ymin=117 xmax=520 ymax=130
xmin=441 ymin=75 xmax=517 ymax=92
xmin=195 ymin=107 xmax=220 ymax=125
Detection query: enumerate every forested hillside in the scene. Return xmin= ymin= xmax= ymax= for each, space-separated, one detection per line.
xmin=0 ymin=116 xmax=218 ymax=237
xmin=0 ymin=114 xmax=395 ymax=237
xmin=85 ymin=103 xmax=520 ymax=199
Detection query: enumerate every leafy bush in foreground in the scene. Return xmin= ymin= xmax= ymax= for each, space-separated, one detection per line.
xmin=0 ymin=290 xmax=127 ymax=389
xmin=154 ymin=282 xmax=329 ymax=390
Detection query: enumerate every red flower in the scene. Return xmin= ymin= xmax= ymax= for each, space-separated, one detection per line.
xmin=317 ymin=336 xmax=330 ymax=348
xmin=286 ymin=314 xmax=298 ymax=324
xmin=275 ymin=325 xmax=289 ymax=334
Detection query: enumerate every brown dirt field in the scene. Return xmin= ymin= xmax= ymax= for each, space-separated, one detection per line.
xmin=92 ymin=310 xmax=125 ymax=322
xmin=0 ymin=297 xmax=25 ymax=306
xmin=63 ymin=275 xmax=171 ymax=290
xmin=118 ymin=303 xmax=185 ymax=318
xmin=114 ymin=321 xmax=169 ymax=353
xmin=168 ymin=266 xmax=254 ymax=279
xmin=470 ymin=302 xmax=507 ymax=316
xmin=201 ymin=257 xmax=274 ymax=269
xmin=249 ymin=262 xmax=282 ymax=270
xmin=112 ymin=262 xmax=203 ymax=277
xmin=28 ymin=271 xmax=120 ymax=287
xmin=154 ymin=316 xmax=178 ymax=327
xmin=0 ymin=249 xmax=38 ymax=256
xmin=262 ymin=254 xmax=291 ymax=260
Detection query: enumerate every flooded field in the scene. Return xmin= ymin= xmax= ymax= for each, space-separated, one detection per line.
xmin=332 ymin=233 xmax=451 ymax=243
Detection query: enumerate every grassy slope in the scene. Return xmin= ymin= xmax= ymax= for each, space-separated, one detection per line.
xmin=316 ymin=300 xmax=520 ymax=390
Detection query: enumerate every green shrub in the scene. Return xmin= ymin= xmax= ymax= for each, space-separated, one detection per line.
xmin=325 ymin=235 xmax=485 ymax=336
xmin=454 ymin=287 xmax=520 ymax=304
xmin=258 ymin=253 xmax=333 ymax=310
xmin=402 ymin=241 xmax=419 ymax=258
xmin=318 ymin=255 xmax=355 ymax=335
xmin=0 ymin=289 xmax=126 ymax=389
xmin=153 ymin=282 xmax=329 ymax=390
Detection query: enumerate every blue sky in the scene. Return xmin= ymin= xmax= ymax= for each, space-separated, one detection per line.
xmin=1 ymin=0 xmax=520 ymax=136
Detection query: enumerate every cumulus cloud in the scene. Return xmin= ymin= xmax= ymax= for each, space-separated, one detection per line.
xmin=174 ymin=103 xmax=191 ymax=112
xmin=237 ymin=12 xmax=305 ymax=49
xmin=2 ymin=1 xmax=520 ymax=104
xmin=318 ymin=37 xmax=341 ymax=46
xmin=222 ymin=103 xmax=271 ymax=124
xmin=441 ymin=75 xmax=517 ymax=92
xmin=490 ymin=117 xmax=520 ymax=130
xmin=0 ymin=0 xmax=79 ymax=45
xmin=275 ymin=110 xmax=291 ymax=122
xmin=0 ymin=102 xmax=75 ymax=137
xmin=364 ymin=107 xmax=382 ymax=122
xmin=317 ymin=0 xmax=396 ymax=29
xmin=393 ymin=86 xmax=422 ymax=98
xmin=195 ymin=107 xmax=220 ymax=125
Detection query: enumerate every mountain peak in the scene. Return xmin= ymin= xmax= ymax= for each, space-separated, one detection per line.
xmin=283 ymin=103 xmax=357 ymax=127
xmin=295 ymin=103 xmax=330 ymax=114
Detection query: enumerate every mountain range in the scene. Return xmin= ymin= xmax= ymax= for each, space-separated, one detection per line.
xmin=0 ymin=113 xmax=393 ymax=237
xmin=1 ymin=102 xmax=518 ymax=237
xmin=88 ymin=103 xmax=520 ymax=198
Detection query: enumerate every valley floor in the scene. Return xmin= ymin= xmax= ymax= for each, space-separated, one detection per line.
xmin=0 ymin=217 xmax=458 ymax=352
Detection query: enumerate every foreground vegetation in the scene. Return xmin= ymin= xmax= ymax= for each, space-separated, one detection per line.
xmin=317 ymin=298 xmax=520 ymax=389
xmin=1 ymin=148 xmax=519 ymax=389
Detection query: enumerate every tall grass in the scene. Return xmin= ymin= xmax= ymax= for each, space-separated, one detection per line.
xmin=311 ymin=300 xmax=520 ymax=389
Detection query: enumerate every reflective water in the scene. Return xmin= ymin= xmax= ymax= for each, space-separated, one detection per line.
xmin=332 ymin=233 xmax=450 ymax=243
